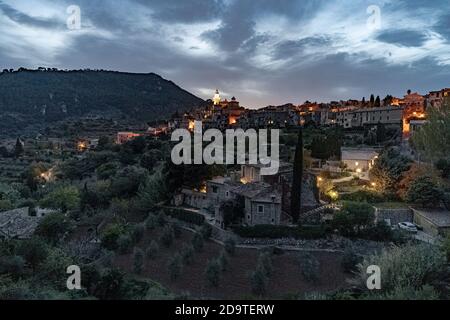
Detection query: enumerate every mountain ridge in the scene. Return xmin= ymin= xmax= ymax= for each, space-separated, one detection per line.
xmin=0 ymin=68 xmax=205 ymax=134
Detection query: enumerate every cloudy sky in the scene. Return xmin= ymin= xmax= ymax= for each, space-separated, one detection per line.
xmin=0 ymin=0 xmax=449 ymax=108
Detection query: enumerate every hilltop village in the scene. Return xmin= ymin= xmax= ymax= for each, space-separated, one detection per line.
xmin=0 ymin=86 xmax=449 ymax=300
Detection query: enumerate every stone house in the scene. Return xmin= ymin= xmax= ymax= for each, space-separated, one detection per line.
xmin=0 ymin=207 xmax=41 ymax=240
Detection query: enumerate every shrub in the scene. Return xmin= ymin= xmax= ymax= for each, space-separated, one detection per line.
xmin=181 ymin=245 xmax=195 ymax=265
xmin=0 ymin=256 xmax=25 ymax=276
xmin=167 ymin=254 xmax=183 ymax=281
xmin=340 ymin=190 xmax=384 ymax=203
xmin=146 ymin=241 xmax=159 ymax=260
xmin=205 ymin=259 xmax=221 ymax=287
xmin=117 ymin=234 xmax=133 ymax=254
xmin=157 ymin=211 xmax=167 ymax=226
xmin=224 ymin=238 xmax=236 ymax=256
xmin=341 ymin=248 xmax=362 ymax=274
xmin=40 ymin=186 xmax=80 ymax=213
xmin=164 ymin=208 xmax=205 ymax=226
xmin=233 ymin=225 xmax=326 ymax=239
xmin=145 ymin=214 xmax=158 ymax=230
xmin=35 ymin=213 xmax=74 ymax=244
xmin=172 ymin=222 xmax=182 ymax=239
xmin=16 ymin=237 xmax=48 ymax=271
xmin=130 ymin=223 xmax=145 ymax=244
xmin=298 ymin=252 xmax=320 ymax=282
xmin=405 ymin=176 xmax=444 ymax=208
xmin=332 ymin=202 xmax=375 ymax=237
xmin=257 ymin=252 xmax=273 ymax=277
xmin=217 ymin=250 xmax=228 ymax=272
xmin=354 ymin=243 xmax=447 ymax=293
xmin=100 ymin=224 xmax=125 ymax=250
xmin=250 ymin=267 xmax=267 ymax=297
xmin=200 ymin=224 xmax=213 ymax=240
xmin=160 ymin=225 xmax=175 ymax=248
xmin=133 ymin=248 xmax=144 ymax=274
xmin=192 ymin=233 xmax=204 ymax=252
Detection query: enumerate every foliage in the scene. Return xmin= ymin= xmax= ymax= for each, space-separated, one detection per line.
xmin=250 ymin=267 xmax=267 ymax=297
xmin=192 ymin=233 xmax=204 ymax=252
xmin=130 ymin=223 xmax=145 ymax=244
xmin=200 ymin=224 xmax=213 ymax=240
xmin=340 ymin=190 xmax=385 ymax=203
xmin=233 ymin=225 xmax=327 ymax=240
xmin=405 ymin=176 xmax=444 ymax=208
xmin=291 ymin=127 xmax=304 ymax=224
xmin=37 ymin=248 xmax=73 ymax=288
xmin=136 ymin=169 xmax=167 ymax=212
xmin=217 ymin=250 xmax=229 ymax=272
xmin=164 ymin=208 xmax=205 ymax=226
xmin=353 ymin=243 xmax=447 ymax=294
xmin=332 ymin=202 xmax=375 ymax=237
xmin=117 ymin=234 xmax=133 ymax=254
xmin=133 ymin=248 xmax=144 ymax=274
xmin=0 ymin=256 xmax=25 ymax=277
xmin=341 ymin=248 xmax=362 ymax=274
xmin=146 ymin=241 xmax=160 ymax=260
xmin=181 ymin=245 xmax=195 ymax=265
xmin=369 ymin=147 xmax=412 ymax=194
xmin=94 ymin=268 xmax=126 ymax=300
xmin=412 ymin=107 xmax=450 ymax=161
xmin=35 ymin=213 xmax=74 ymax=244
xmin=40 ymin=186 xmax=80 ymax=213
xmin=160 ymin=225 xmax=175 ymax=248
xmin=205 ymin=259 xmax=221 ymax=287
xmin=101 ymin=224 xmax=126 ymax=251
xmin=16 ymin=238 xmax=49 ymax=271
xmin=167 ymin=254 xmax=183 ymax=281
xmin=397 ymin=163 xmax=438 ymax=200
xmin=220 ymin=197 xmax=245 ymax=228
xmin=298 ymin=252 xmax=320 ymax=282
xmin=224 ymin=238 xmax=236 ymax=256
xmin=435 ymin=159 xmax=450 ymax=179
xmin=257 ymin=252 xmax=273 ymax=277
xmin=144 ymin=214 xmax=158 ymax=230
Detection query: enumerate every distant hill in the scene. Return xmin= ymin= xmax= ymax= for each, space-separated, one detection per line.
xmin=0 ymin=69 xmax=205 ymax=133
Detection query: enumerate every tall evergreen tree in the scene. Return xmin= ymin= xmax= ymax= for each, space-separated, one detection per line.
xmin=290 ymin=127 xmax=304 ymax=224
xmin=370 ymin=94 xmax=375 ymax=108
xmin=14 ymin=138 xmax=24 ymax=158
xmin=375 ymin=96 xmax=381 ymax=108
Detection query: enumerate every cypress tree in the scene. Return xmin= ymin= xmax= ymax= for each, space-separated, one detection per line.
xmin=290 ymin=127 xmax=304 ymax=224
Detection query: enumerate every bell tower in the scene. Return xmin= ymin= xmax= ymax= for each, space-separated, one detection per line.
xmin=213 ymin=89 xmax=221 ymax=106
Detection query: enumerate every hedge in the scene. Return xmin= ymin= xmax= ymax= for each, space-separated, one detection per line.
xmin=163 ymin=208 xmax=205 ymax=226
xmin=233 ymin=225 xmax=327 ymax=240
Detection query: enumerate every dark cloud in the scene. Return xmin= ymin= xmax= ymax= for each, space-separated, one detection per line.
xmin=273 ymin=36 xmax=331 ymax=60
xmin=434 ymin=14 xmax=450 ymax=41
xmin=0 ymin=1 xmax=61 ymax=29
xmin=1 ymin=0 xmax=449 ymax=108
xmin=376 ymin=30 xmax=428 ymax=47
xmin=139 ymin=0 xmax=225 ymax=23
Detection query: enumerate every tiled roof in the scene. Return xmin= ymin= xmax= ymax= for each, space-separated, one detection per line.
xmin=0 ymin=207 xmax=40 ymax=239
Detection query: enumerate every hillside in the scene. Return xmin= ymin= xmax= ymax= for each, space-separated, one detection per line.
xmin=0 ymin=69 xmax=204 ymax=134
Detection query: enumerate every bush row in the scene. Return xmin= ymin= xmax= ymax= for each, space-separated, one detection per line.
xmin=162 ymin=208 xmax=205 ymax=226
xmin=233 ymin=225 xmax=327 ymax=240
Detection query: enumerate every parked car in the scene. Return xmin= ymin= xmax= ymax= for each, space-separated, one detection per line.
xmin=398 ymin=222 xmax=418 ymax=233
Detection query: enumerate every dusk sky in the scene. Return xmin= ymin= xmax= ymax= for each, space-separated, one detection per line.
xmin=1 ymin=0 xmax=449 ymax=108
